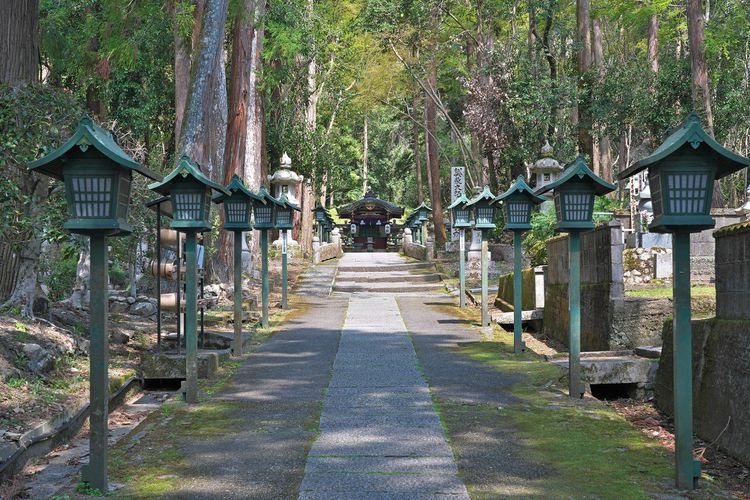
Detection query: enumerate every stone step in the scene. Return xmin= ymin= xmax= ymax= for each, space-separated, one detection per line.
xmin=337 ymin=262 xmax=434 ymax=273
xmin=335 ymin=272 xmax=442 ymax=283
xmin=332 ymin=281 xmax=445 ymax=293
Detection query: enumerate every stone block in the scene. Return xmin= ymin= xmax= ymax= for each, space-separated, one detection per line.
xmin=655 ymin=252 xmax=672 ymax=279
xmin=140 ymin=351 xmax=220 ymax=380
xmin=656 ymin=318 xmax=750 ymax=467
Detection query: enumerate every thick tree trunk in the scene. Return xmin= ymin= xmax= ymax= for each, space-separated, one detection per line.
xmin=0 ymin=0 xmax=39 ymax=83
xmin=425 ymin=58 xmax=447 ymax=247
xmin=592 ymin=18 xmax=612 ymax=182
xmin=296 ymin=0 xmax=316 ymax=257
xmin=687 ymin=0 xmax=714 ymax=134
xmin=177 ymin=0 xmax=229 ymax=170
xmin=217 ymin=0 xmax=256 ymax=279
xmin=1 ymin=1 xmax=46 ymax=317
xmin=576 ymin=0 xmax=595 ymax=168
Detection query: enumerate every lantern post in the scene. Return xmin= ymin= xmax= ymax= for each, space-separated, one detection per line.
xmin=212 ymin=175 xmax=262 ymax=356
xmin=618 ymin=112 xmax=750 ymax=489
xmin=254 ymin=186 xmax=282 ymax=327
xmin=465 ymin=186 xmax=497 ymax=327
xmin=28 ymin=117 xmax=160 ymax=492
xmin=495 ymin=176 xmax=547 ymax=353
xmin=275 ymin=193 xmax=301 ymax=309
xmin=149 ymin=156 xmax=228 ymax=404
xmin=536 ymin=155 xmax=615 ymax=398
xmin=415 ymin=202 xmax=432 ymax=249
xmin=448 ymin=193 xmax=471 ymax=308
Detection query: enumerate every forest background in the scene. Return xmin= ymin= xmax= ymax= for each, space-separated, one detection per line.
xmin=1 ymin=0 xmax=749 ymax=316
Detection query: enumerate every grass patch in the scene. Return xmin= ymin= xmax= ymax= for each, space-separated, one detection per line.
xmin=429 ymin=301 xmax=678 ymax=497
xmin=626 ymin=285 xmax=715 ymax=298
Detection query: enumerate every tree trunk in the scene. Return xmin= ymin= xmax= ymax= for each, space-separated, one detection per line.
xmin=217 ymin=0 xmax=256 ymax=280
xmin=647 ymin=14 xmax=659 ymax=74
xmin=296 ymin=0 xmax=316 ymax=258
xmin=425 ymin=56 xmax=447 ymax=247
xmin=413 ymin=97 xmax=423 ymax=204
xmin=0 ymin=0 xmax=39 ymax=84
xmin=362 ymin=116 xmax=369 ymax=194
xmin=592 ymin=17 xmax=612 ymax=182
xmin=576 ymin=0 xmax=595 ymax=167
xmin=177 ymin=0 xmax=229 ymax=170
xmin=1 ymin=0 xmax=46 ymax=318
xmin=687 ymin=0 xmax=714 ymax=134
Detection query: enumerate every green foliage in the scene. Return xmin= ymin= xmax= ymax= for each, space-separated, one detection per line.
xmin=0 ymin=84 xmax=82 ymax=249
xmin=40 ymin=244 xmax=79 ymax=302
xmin=75 ymin=482 xmax=104 ymax=497
xmin=523 ymin=207 xmax=557 ymax=266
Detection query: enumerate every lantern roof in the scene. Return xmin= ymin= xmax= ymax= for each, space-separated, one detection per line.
xmin=149 ymin=155 xmax=229 ymax=196
xmin=276 ymin=192 xmax=301 ymax=211
xmin=465 ymin=185 xmax=496 ymax=207
xmin=28 ymin=116 xmax=160 ymax=181
xmin=313 ymin=204 xmax=332 ymax=216
xmin=447 ymin=193 xmax=470 ymax=210
xmin=211 ymin=174 xmax=264 ymax=204
xmin=495 ymin=176 xmax=548 ymax=204
xmin=414 ymin=202 xmax=432 ymax=213
xmin=255 ymin=184 xmax=284 ymax=206
xmin=536 ymin=155 xmax=616 ymax=196
xmin=618 ymin=112 xmax=750 ymax=181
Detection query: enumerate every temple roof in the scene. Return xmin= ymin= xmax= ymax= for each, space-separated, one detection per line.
xmin=337 ymin=189 xmax=404 ymax=219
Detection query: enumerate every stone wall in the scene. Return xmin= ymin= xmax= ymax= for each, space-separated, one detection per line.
xmin=544 ymin=222 xmax=624 ymax=351
xmin=319 ymin=242 xmax=343 ymax=262
xmin=714 ymin=221 xmax=750 ymax=320
xmin=655 ymin=318 xmax=750 ymax=467
xmin=495 ymin=268 xmax=536 ymax=312
xmin=403 ymin=241 xmax=428 ymax=261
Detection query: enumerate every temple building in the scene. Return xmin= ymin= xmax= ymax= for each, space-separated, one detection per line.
xmin=337 ymin=189 xmax=404 ymax=251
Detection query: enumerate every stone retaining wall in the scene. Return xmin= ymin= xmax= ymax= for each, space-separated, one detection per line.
xmin=714 ymin=221 xmax=750 ymax=320
xmin=403 ymin=241 xmax=428 ymax=261
xmin=319 ymin=242 xmax=343 ymax=263
xmin=495 ymin=268 xmax=537 ymax=312
xmin=656 ymin=318 xmax=750 ymax=467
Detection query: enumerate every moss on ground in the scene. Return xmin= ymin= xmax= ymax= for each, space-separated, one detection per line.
xmin=433 ymin=302 xmax=682 ymax=498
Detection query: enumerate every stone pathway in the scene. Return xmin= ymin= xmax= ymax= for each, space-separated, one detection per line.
xmin=333 ymin=252 xmax=444 ymax=294
xmin=299 ymin=293 xmax=470 ymax=499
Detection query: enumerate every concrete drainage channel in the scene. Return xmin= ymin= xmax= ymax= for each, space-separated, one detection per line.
xmin=2 ymin=380 xmax=174 ymax=497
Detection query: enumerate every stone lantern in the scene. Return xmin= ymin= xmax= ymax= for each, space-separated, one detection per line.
xmin=268 ymin=152 xmax=303 ymax=246
xmin=529 ymin=141 xmax=563 ymax=190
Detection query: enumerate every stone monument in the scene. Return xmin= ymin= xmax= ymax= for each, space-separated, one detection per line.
xmin=268 ymin=152 xmax=303 ymax=248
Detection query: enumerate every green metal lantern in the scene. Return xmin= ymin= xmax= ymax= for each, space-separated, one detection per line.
xmin=466 ymin=185 xmax=498 ymax=230
xmin=28 ymin=117 xmax=160 ymax=235
xmin=275 ymin=193 xmax=301 ymax=230
xmin=495 ymin=176 xmax=547 ymax=231
xmin=212 ymin=175 xmax=263 ymax=231
xmin=253 ymin=185 xmax=279 ymax=229
xmin=619 ymin=112 xmax=750 ymax=233
xmin=536 ymin=155 xmax=616 ymax=232
xmin=415 ymin=202 xmax=432 ymax=222
xmin=313 ymin=205 xmax=329 ymax=223
xmin=149 ymin=156 xmax=228 ymax=232
xmin=447 ymin=193 xmax=472 ymax=229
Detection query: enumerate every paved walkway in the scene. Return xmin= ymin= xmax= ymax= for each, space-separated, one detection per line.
xmin=299 ymin=294 xmax=469 ymax=498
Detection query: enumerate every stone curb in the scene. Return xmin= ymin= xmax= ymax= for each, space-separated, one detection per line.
xmin=0 ymin=377 xmax=141 ymax=481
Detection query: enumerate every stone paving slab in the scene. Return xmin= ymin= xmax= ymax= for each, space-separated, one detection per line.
xmin=299 ymin=472 xmax=468 ymax=495
xmin=300 ymin=293 xmax=469 ymax=499
xmin=303 ymin=456 xmax=460 ymax=474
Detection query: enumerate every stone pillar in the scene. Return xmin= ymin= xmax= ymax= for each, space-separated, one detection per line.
xmin=312 ymin=236 xmax=321 ymax=264
xmin=467 ymin=229 xmax=483 ymax=279
xmin=426 ymin=234 xmax=435 ymax=261
xmin=403 ymin=228 xmax=412 ymax=246
xmin=331 ymin=227 xmax=341 ymax=244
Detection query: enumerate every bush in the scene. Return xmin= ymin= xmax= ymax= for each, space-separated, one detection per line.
xmin=523 ymin=208 xmax=556 ymax=266
xmin=42 ymin=245 xmax=79 ymax=301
